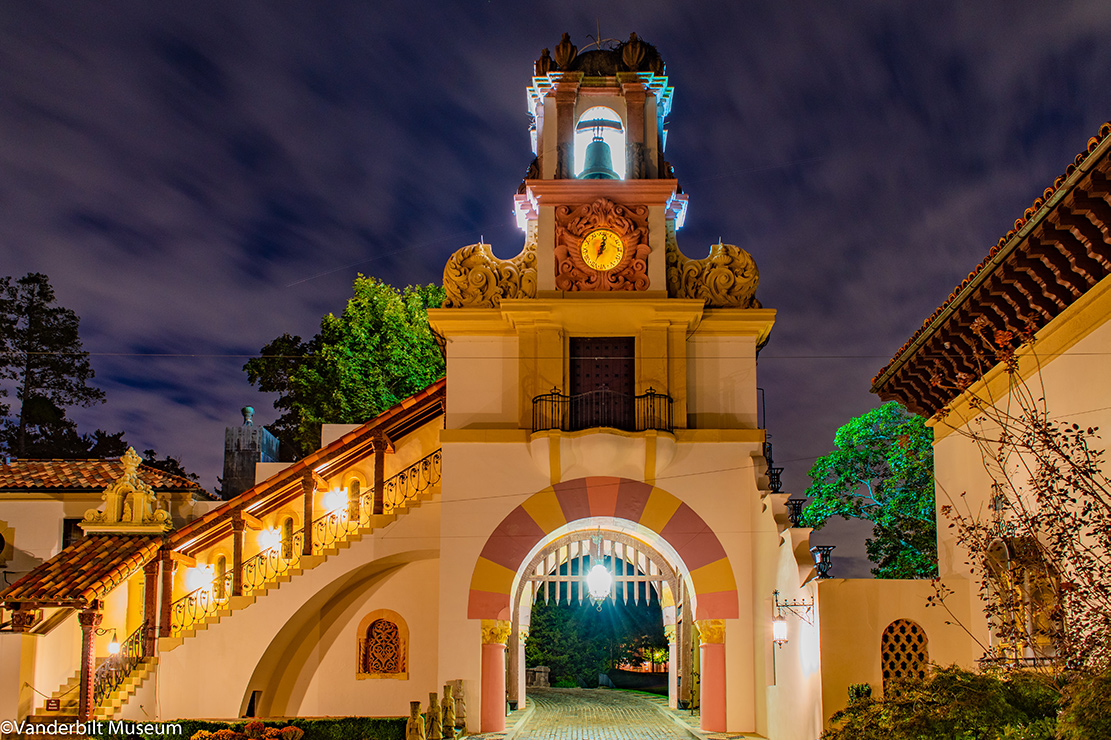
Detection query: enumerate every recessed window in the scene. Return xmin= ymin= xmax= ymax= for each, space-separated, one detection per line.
xmin=357 ymin=609 xmax=409 ymax=680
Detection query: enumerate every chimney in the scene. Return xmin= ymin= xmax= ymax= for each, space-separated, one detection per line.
xmin=221 ymin=406 xmax=279 ymax=500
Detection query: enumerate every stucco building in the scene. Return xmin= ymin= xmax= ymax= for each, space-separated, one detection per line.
xmin=4 ymin=34 xmax=1106 ymax=739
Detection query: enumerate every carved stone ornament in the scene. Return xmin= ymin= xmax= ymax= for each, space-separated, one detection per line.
xmin=554 ymin=197 xmax=650 ymax=291
xmin=552 ymin=33 xmax=577 ymax=68
xmin=441 ymin=684 xmax=456 ymax=739
xmin=81 ymin=447 xmax=173 ymax=533
xmin=442 ymin=225 xmax=537 ymax=308
xmin=406 ymin=701 xmax=426 ymax=740
xmin=426 ymin=692 xmax=442 ymax=740
xmin=451 ymin=679 xmax=467 ymax=727
xmin=666 ymin=224 xmax=761 ymax=308
xmin=11 ymin=608 xmax=41 ymax=633
xmin=696 ymin=618 xmax=726 ymax=644
xmin=481 ymin=618 xmax=512 ymax=645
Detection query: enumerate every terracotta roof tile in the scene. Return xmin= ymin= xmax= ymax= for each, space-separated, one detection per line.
xmin=0 ymin=534 xmax=162 ymax=607
xmin=0 ymin=459 xmax=202 ymax=492
xmin=873 ymin=121 xmax=1111 ymax=388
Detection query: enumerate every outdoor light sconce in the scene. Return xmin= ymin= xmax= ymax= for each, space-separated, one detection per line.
xmin=810 ymin=545 xmax=836 ymax=578
xmin=96 ymin=627 xmax=120 ymax=655
xmin=771 ymin=589 xmax=814 ymax=646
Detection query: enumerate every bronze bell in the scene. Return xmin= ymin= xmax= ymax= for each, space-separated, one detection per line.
xmin=579 ymin=136 xmax=620 ymax=180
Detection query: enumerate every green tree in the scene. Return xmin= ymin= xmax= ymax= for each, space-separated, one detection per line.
xmin=0 ymin=273 xmax=109 ymax=458
xmin=802 ymin=401 xmax=937 ymax=578
xmin=245 ymin=276 xmax=445 ymax=459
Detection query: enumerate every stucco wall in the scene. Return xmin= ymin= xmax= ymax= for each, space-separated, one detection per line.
xmin=816 ymin=577 xmax=977 ymax=724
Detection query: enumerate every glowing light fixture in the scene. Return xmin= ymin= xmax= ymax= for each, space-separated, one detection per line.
xmin=772 ymin=614 xmax=788 ymax=645
xmin=585 ymin=564 xmax=612 ymax=609
xmin=322 ymin=488 xmax=346 ymax=512
xmin=185 ymin=564 xmax=215 ymax=591
xmin=95 ymin=627 xmax=120 ymax=655
xmin=257 ymin=528 xmax=281 ymax=551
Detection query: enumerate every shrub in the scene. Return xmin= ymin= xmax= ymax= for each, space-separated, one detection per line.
xmin=244 ymin=722 xmax=266 ymax=739
xmin=1057 ymin=668 xmax=1111 ymax=740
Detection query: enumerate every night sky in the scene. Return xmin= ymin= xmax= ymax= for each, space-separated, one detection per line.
xmin=3 ymin=2 xmax=1110 ymax=576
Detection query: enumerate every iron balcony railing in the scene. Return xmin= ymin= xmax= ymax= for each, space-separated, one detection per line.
xmin=92 ymin=621 xmax=147 ymax=709
xmin=170 ymin=449 xmax=442 ymax=634
xmin=532 ymin=388 xmax=673 ymax=433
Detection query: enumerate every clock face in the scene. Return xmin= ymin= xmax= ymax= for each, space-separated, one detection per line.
xmin=580 ymin=229 xmax=625 ymax=271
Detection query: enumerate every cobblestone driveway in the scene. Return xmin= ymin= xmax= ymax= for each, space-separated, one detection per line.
xmin=512 ymin=688 xmax=698 ymax=739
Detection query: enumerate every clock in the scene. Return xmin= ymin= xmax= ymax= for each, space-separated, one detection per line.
xmin=580 ymin=229 xmax=625 ymax=271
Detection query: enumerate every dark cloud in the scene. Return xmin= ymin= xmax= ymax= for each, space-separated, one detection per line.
xmin=2 ymin=0 xmax=1110 ymax=577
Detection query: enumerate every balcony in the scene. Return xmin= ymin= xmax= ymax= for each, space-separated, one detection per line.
xmin=531 ymin=388 xmax=673 ymax=433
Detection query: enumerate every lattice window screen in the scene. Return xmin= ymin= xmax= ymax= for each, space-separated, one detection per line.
xmin=364 ymin=619 xmax=402 ymax=674
xmin=881 ymin=619 xmax=928 ymax=691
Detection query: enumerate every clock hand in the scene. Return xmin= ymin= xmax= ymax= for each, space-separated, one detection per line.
xmin=597 ymin=234 xmax=607 ymax=257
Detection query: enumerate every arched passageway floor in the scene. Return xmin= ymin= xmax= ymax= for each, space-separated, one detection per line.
xmin=496 ymin=688 xmax=699 ymax=740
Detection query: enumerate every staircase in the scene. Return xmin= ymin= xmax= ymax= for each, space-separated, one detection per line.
xmin=92 ymin=658 xmax=158 ymax=720
xmin=159 ymin=481 xmax=437 ymax=652
xmin=34 ymin=669 xmax=83 ymax=718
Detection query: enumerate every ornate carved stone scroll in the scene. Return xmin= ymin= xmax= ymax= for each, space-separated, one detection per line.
xmin=442 ymin=224 xmax=537 ymax=308
xmin=481 ymin=619 xmax=512 ymax=645
xmin=695 ymin=619 xmax=726 ymax=644
xmin=554 ymin=197 xmax=650 ymax=291
xmin=666 ymin=224 xmax=760 ymax=308
xmin=81 ymin=447 xmax=172 ymax=533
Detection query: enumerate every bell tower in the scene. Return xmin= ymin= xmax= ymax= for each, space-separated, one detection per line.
xmin=431 ymin=34 xmax=783 ymax=737
xmin=515 ymin=32 xmax=687 ymax=296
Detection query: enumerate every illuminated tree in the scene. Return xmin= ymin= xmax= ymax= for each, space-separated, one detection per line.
xmin=245 ymin=276 xmax=445 ymax=459
xmin=802 ymin=402 xmax=937 ymax=578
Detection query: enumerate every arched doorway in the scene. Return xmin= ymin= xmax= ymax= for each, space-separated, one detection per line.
xmin=468 ymin=476 xmax=738 ymax=733
xmin=507 ymin=529 xmax=689 ymax=711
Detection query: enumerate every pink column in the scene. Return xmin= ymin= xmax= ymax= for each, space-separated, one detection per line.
xmin=480 ymin=619 xmax=511 ymax=733
xmin=697 ymin=619 xmax=726 ymax=733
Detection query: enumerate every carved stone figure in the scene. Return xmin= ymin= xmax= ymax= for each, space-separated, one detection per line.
xmin=442 ymin=228 xmax=537 ymax=308
xmin=406 ymin=700 xmax=425 ymax=740
xmin=441 ymin=684 xmax=455 ymax=739
xmin=81 ymin=447 xmax=172 ymax=533
xmin=665 ymin=227 xmax=761 ymax=309
xmin=426 ymin=692 xmax=442 ymax=740
xmin=553 ymin=33 xmax=576 ymax=68
xmin=451 ymin=679 xmax=466 ymax=730
xmin=535 ymin=49 xmax=552 ymax=77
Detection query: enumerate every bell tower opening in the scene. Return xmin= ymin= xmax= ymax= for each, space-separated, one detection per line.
xmin=574 ymin=106 xmax=625 ymax=180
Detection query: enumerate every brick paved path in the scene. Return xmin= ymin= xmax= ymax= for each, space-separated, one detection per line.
xmin=511 ymin=688 xmax=698 ymax=739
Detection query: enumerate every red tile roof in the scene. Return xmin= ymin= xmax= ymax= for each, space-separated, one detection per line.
xmin=169 ymin=377 xmax=446 ymax=551
xmin=0 ymin=535 xmax=162 ymax=607
xmin=873 ymin=121 xmax=1111 ymax=391
xmin=0 ymin=459 xmax=203 ymax=493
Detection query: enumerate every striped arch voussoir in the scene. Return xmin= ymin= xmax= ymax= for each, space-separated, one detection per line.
xmin=467 ymin=476 xmax=738 ymax=620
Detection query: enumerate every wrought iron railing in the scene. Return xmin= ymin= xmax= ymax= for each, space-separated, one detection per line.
xmin=383 ymin=450 xmax=442 ymax=511
xmin=169 ymin=450 xmax=443 ymax=635
xmin=92 ymin=621 xmax=146 ymax=709
xmin=241 ymin=529 xmax=305 ymax=593
xmin=532 ymin=388 xmax=673 ymax=433
xmin=170 ymin=571 xmax=233 ymax=633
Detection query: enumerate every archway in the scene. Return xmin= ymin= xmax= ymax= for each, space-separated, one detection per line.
xmin=508 ymin=528 xmax=682 ymax=711
xmin=468 ymin=477 xmax=738 ymax=732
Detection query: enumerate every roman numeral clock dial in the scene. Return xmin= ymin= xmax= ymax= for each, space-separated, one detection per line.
xmin=580 ymin=228 xmax=625 ymax=272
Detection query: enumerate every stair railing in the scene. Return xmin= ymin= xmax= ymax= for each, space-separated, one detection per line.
xmin=168 ymin=449 xmax=443 ymax=635
xmin=92 ymin=621 xmax=146 ymax=709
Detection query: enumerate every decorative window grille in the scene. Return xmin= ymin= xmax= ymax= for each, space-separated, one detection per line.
xmin=356 ymin=609 xmax=408 ymax=679
xmin=364 ymin=619 xmax=401 ymax=674
xmin=881 ymin=619 xmax=928 ymax=692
